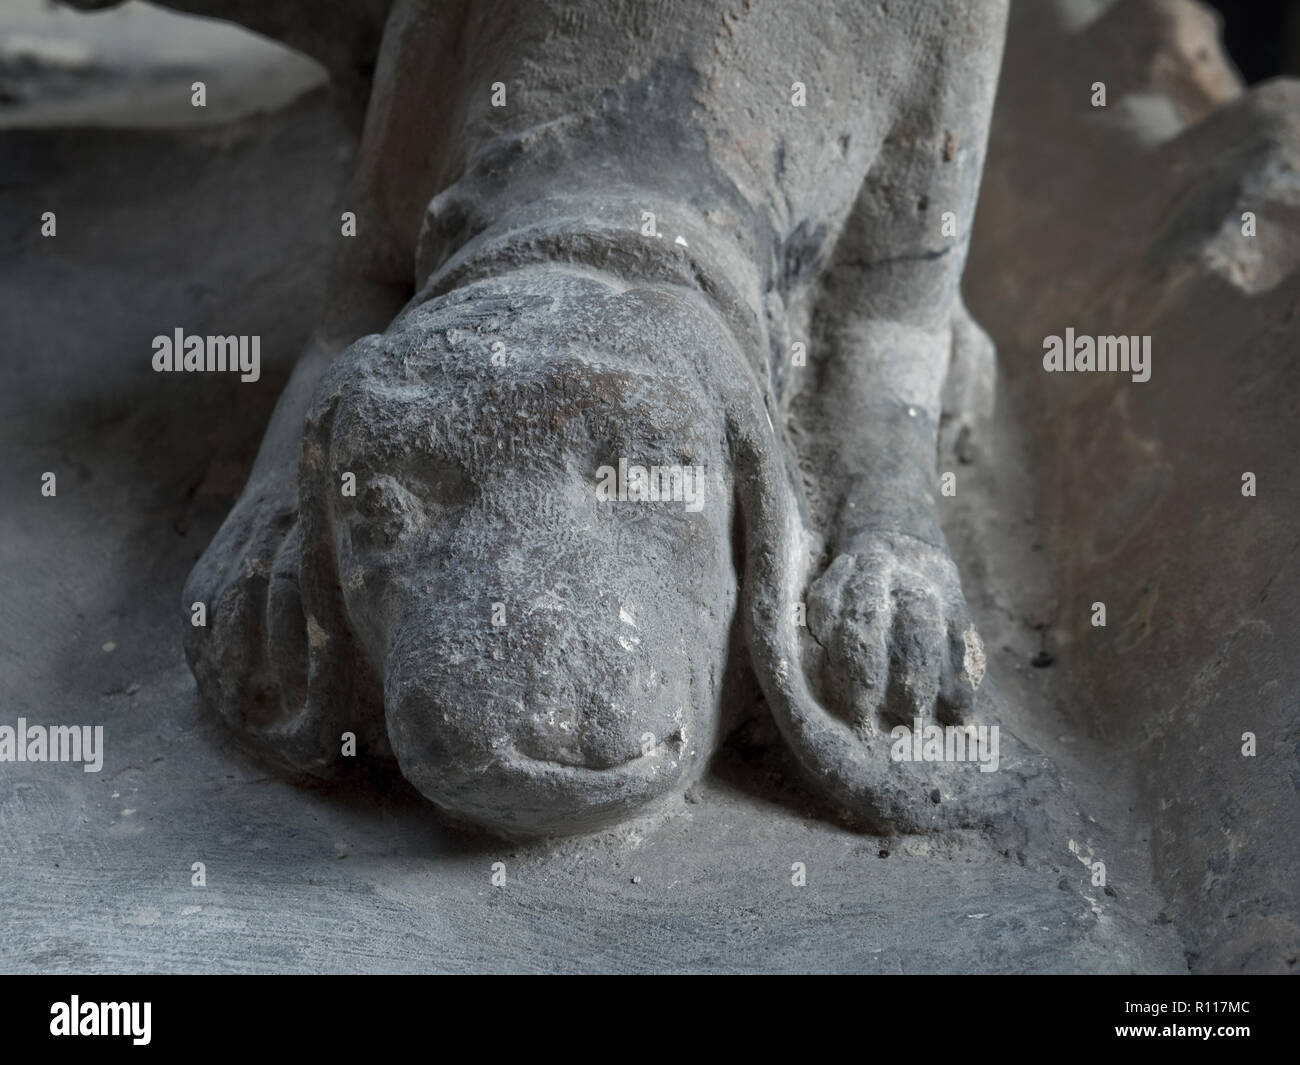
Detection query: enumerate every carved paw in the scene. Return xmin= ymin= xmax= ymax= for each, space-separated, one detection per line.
xmin=805 ymin=532 xmax=985 ymax=735
xmin=745 ymin=527 xmax=1005 ymax=831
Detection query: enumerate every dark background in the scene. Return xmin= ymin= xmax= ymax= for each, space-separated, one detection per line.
xmin=1204 ymin=0 xmax=1300 ymax=80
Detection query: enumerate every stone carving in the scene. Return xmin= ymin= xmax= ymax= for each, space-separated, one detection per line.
xmin=131 ymin=0 xmax=1016 ymax=837
xmin=20 ymin=0 xmax=1297 ymax=973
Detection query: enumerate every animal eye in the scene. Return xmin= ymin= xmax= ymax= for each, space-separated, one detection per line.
xmin=350 ymin=475 xmax=422 ymax=549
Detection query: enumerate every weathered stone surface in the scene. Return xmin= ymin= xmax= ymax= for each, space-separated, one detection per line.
xmin=4 ymin=0 xmax=327 ymax=128
xmin=182 ymin=0 xmax=1020 ymax=837
xmin=6 ymin=0 xmax=1295 ymax=974
xmin=968 ymin=0 xmax=1300 ymax=972
xmin=58 ymin=0 xmax=391 ymax=124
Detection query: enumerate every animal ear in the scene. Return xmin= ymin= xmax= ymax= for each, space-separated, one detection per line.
xmin=727 ymin=388 xmax=915 ymax=830
xmin=273 ymin=365 xmax=391 ymax=773
xmin=182 ymin=351 xmax=389 ymax=778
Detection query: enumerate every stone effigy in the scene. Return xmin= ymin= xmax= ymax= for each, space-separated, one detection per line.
xmin=25 ymin=0 xmax=1297 ymax=974
xmin=100 ymin=0 xmax=1013 ymax=837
